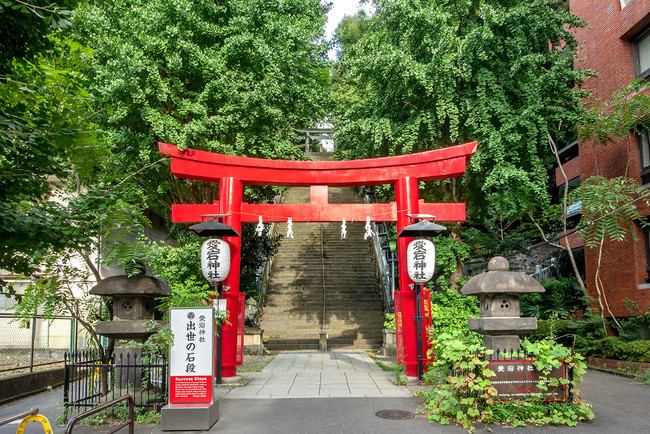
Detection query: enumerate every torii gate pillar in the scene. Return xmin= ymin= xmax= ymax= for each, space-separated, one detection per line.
xmin=219 ymin=177 xmax=245 ymax=378
xmin=395 ymin=177 xmax=433 ymax=378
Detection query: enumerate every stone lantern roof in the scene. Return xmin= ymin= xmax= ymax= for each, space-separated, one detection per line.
xmin=461 ymin=256 xmax=545 ymax=296
xmin=90 ymin=274 xmax=171 ymax=340
xmin=460 ymin=256 xmax=545 ymax=355
xmin=89 ymin=275 xmax=172 ymax=297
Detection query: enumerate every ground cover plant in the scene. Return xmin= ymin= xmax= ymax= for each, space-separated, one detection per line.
xmin=419 ymin=335 xmax=594 ymax=431
xmin=419 ymin=287 xmax=594 ymax=431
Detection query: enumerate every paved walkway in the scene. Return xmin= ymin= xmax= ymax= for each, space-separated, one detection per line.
xmin=2 ymin=351 xmax=650 ymax=433
xmin=215 ymin=351 xmax=419 ymax=399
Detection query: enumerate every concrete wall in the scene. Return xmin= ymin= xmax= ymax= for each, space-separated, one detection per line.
xmin=0 ymin=368 xmax=64 ymax=405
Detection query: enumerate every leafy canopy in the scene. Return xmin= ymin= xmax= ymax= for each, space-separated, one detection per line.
xmin=333 ymin=0 xmax=589 ymax=212
xmin=74 ymin=0 xmax=332 ymax=209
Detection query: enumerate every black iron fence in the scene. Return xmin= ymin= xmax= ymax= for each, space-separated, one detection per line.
xmin=63 ymin=350 xmax=167 ymax=416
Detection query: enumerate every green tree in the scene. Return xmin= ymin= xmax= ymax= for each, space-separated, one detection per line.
xmin=74 ymin=0 xmax=331 ymax=209
xmin=0 ymin=0 xmax=76 ymax=74
xmin=331 ymin=10 xmax=372 ymax=61
xmin=72 ymin=0 xmax=332 ymax=294
xmin=0 ymin=1 xmax=153 ymax=367
xmin=333 ymin=0 xmax=590 ymax=289
xmin=0 ymin=2 xmax=111 ymax=282
xmin=571 ymin=81 xmax=650 ymax=331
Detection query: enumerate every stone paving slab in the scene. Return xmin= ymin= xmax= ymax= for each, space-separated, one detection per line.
xmin=2 ymin=369 xmax=648 ymax=433
xmin=214 ymin=350 xmax=423 ymax=400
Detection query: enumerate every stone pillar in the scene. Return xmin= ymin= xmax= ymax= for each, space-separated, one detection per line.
xmin=461 ymin=256 xmax=544 ymax=359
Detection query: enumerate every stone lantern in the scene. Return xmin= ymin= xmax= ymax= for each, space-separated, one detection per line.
xmin=91 ymin=272 xmax=171 ymax=340
xmin=461 ymin=256 xmax=544 ymax=358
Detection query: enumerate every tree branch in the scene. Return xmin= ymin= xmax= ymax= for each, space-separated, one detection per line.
xmin=115 ymin=158 xmax=166 ymax=188
xmin=548 ymin=132 xmax=587 ymax=293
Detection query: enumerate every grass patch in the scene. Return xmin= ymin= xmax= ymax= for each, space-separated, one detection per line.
xmin=238 ymin=353 xmax=277 ymax=373
xmin=368 ymin=353 xmax=407 ymax=385
xmin=369 ymin=356 xmax=395 ymax=372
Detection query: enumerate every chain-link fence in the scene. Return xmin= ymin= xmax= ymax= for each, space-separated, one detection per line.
xmin=0 ymin=295 xmax=90 ymax=376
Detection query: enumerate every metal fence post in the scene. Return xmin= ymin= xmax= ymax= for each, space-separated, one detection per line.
xmin=63 ymin=352 xmax=69 ymax=415
xmin=30 ymin=313 xmax=37 ymax=372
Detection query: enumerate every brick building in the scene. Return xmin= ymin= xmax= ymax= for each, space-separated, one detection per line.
xmin=559 ymin=0 xmax=650 ymax=318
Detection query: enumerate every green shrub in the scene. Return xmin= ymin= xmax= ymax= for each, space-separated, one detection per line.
xmin=527 ymin=319 xmax=572 ymax=345
xmin=429 ymin=288 xmax=481 ymax=349
xmin=520 ymin=278 xmax=586 ymax=319
xmin=419 ymin=335 xmax=594 ymax=430
xmin=568 ymin=310 xmax=607 ymax=355
xmin=383 ymin=313 xmax=395 ymax=331
xmin=619 ymin=298 xmax=650 ymax=341
xmin=591 ymin=337 xmax=650 ymax=362
xmin=593 ymin=336 xmax=628 ymax=360
xmin=624 ymin=340 xmax=650 ymax=363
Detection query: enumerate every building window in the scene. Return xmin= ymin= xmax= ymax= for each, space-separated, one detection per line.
xmin=620 ymin=0 xmax=631 ymax=9
xmin=559 ymin=176 xmax=582 ymax=228
xmin=640 ymin=128 xmax=650 ymax=185
xmin=557 ymin=139 xmax=579 ymax=164
xmin=633 ymin=27 xmax=650 ymax=80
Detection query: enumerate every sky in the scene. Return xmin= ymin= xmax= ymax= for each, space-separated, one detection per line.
xmin=324 ymin=0 xmax=374 ymax=59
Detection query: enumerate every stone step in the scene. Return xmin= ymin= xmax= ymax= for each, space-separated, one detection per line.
xmin=264 ymin=303 xmax=383 ymax=310
xmin=264 ymin=340 xmax=320 ymax=351
xmin=265 ymin=285 xmax=379 ymax=291
xmin=262 ymin=315 xmax=383 ymax=324
xmin=265 ymin=287 xmax=381 ymax=295
xmin=263 ymin=330 xmax=384 ymax=339
xmin=265 ymin=290 xmax=380 ymax=297
xmin=261 ymin=184 xmax=384 ymax=346
xmin=329 ymin=340 xmax=383 ymax=347
xmin=264 ymin=302 xmax=382 ymax=309
xmin=262 ymin=321 xmax=385 ymax=330
xmin=264 ymin=299 xmax=380 ymax=306
xmin=272 ymin=254 xmax=373 ymax=262
xmin=263 ymin=336 xmax=382 ymax=348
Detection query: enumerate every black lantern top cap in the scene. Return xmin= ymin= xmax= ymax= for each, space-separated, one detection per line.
xmin=189 ymin=219 xmax=240 ymax=237
xmin=398 ymin=220 xmax=447 ymax=237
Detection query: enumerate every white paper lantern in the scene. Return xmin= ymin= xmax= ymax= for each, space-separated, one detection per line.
xmin=407 ymin=239 xmax=436 ymax=283
xmin=200 ymin=238 xmax=230 ymax=283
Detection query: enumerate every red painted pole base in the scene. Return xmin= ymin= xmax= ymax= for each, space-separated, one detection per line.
xmin=221 ymin=366 xmax=237 ymax=377
xmin=394 ymin=288 xmax=434 ymax=378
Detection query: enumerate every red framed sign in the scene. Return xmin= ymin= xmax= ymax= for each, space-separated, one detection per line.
xmin=487 ymin=360 xmax=566 ymax=402
xmin=169 ymin=307 xmax=214 ymax=404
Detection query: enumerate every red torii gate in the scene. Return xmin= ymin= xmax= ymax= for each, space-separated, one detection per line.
xmin=160 ymin=141 xmax=477 ymax=379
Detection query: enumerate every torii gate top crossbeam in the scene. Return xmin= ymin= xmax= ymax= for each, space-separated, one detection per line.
xmin=158 ymin=142 xmax=477 ymax=187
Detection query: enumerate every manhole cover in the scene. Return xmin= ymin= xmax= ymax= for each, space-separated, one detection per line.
xmin=375 ymin=410 xmax=415 ymax=420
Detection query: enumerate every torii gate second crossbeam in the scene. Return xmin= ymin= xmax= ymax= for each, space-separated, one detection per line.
xmin=160 ymin=141 xmax=477 ymax=379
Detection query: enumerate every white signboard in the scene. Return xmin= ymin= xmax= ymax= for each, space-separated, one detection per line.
xmin=201 ymin=238 xmax=230 ymax=283
xmin=407 ymin=239 xmax=436 ymax=283
xmin=169 ymin=307 xmax=214 ymax=404
xmin=214 ymin=299 xmax=227 ymax=314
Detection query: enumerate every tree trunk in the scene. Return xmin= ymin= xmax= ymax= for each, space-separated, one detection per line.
xmin=448 ymin=224 xmax=464 ymax=292
xmin=548 ymin=133 xmax=587 ymax=295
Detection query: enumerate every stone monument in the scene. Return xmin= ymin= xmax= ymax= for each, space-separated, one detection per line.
xmin=461 ymin=256 xmax=544 ymax=358
xmin=90 ymin=271 xmax=171 ymax=386
xmin=90 ymin=272 xmax=171 ymax=340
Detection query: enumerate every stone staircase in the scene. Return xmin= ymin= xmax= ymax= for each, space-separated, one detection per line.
xmin=260 ymin=181 xmax=385 ymax=351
